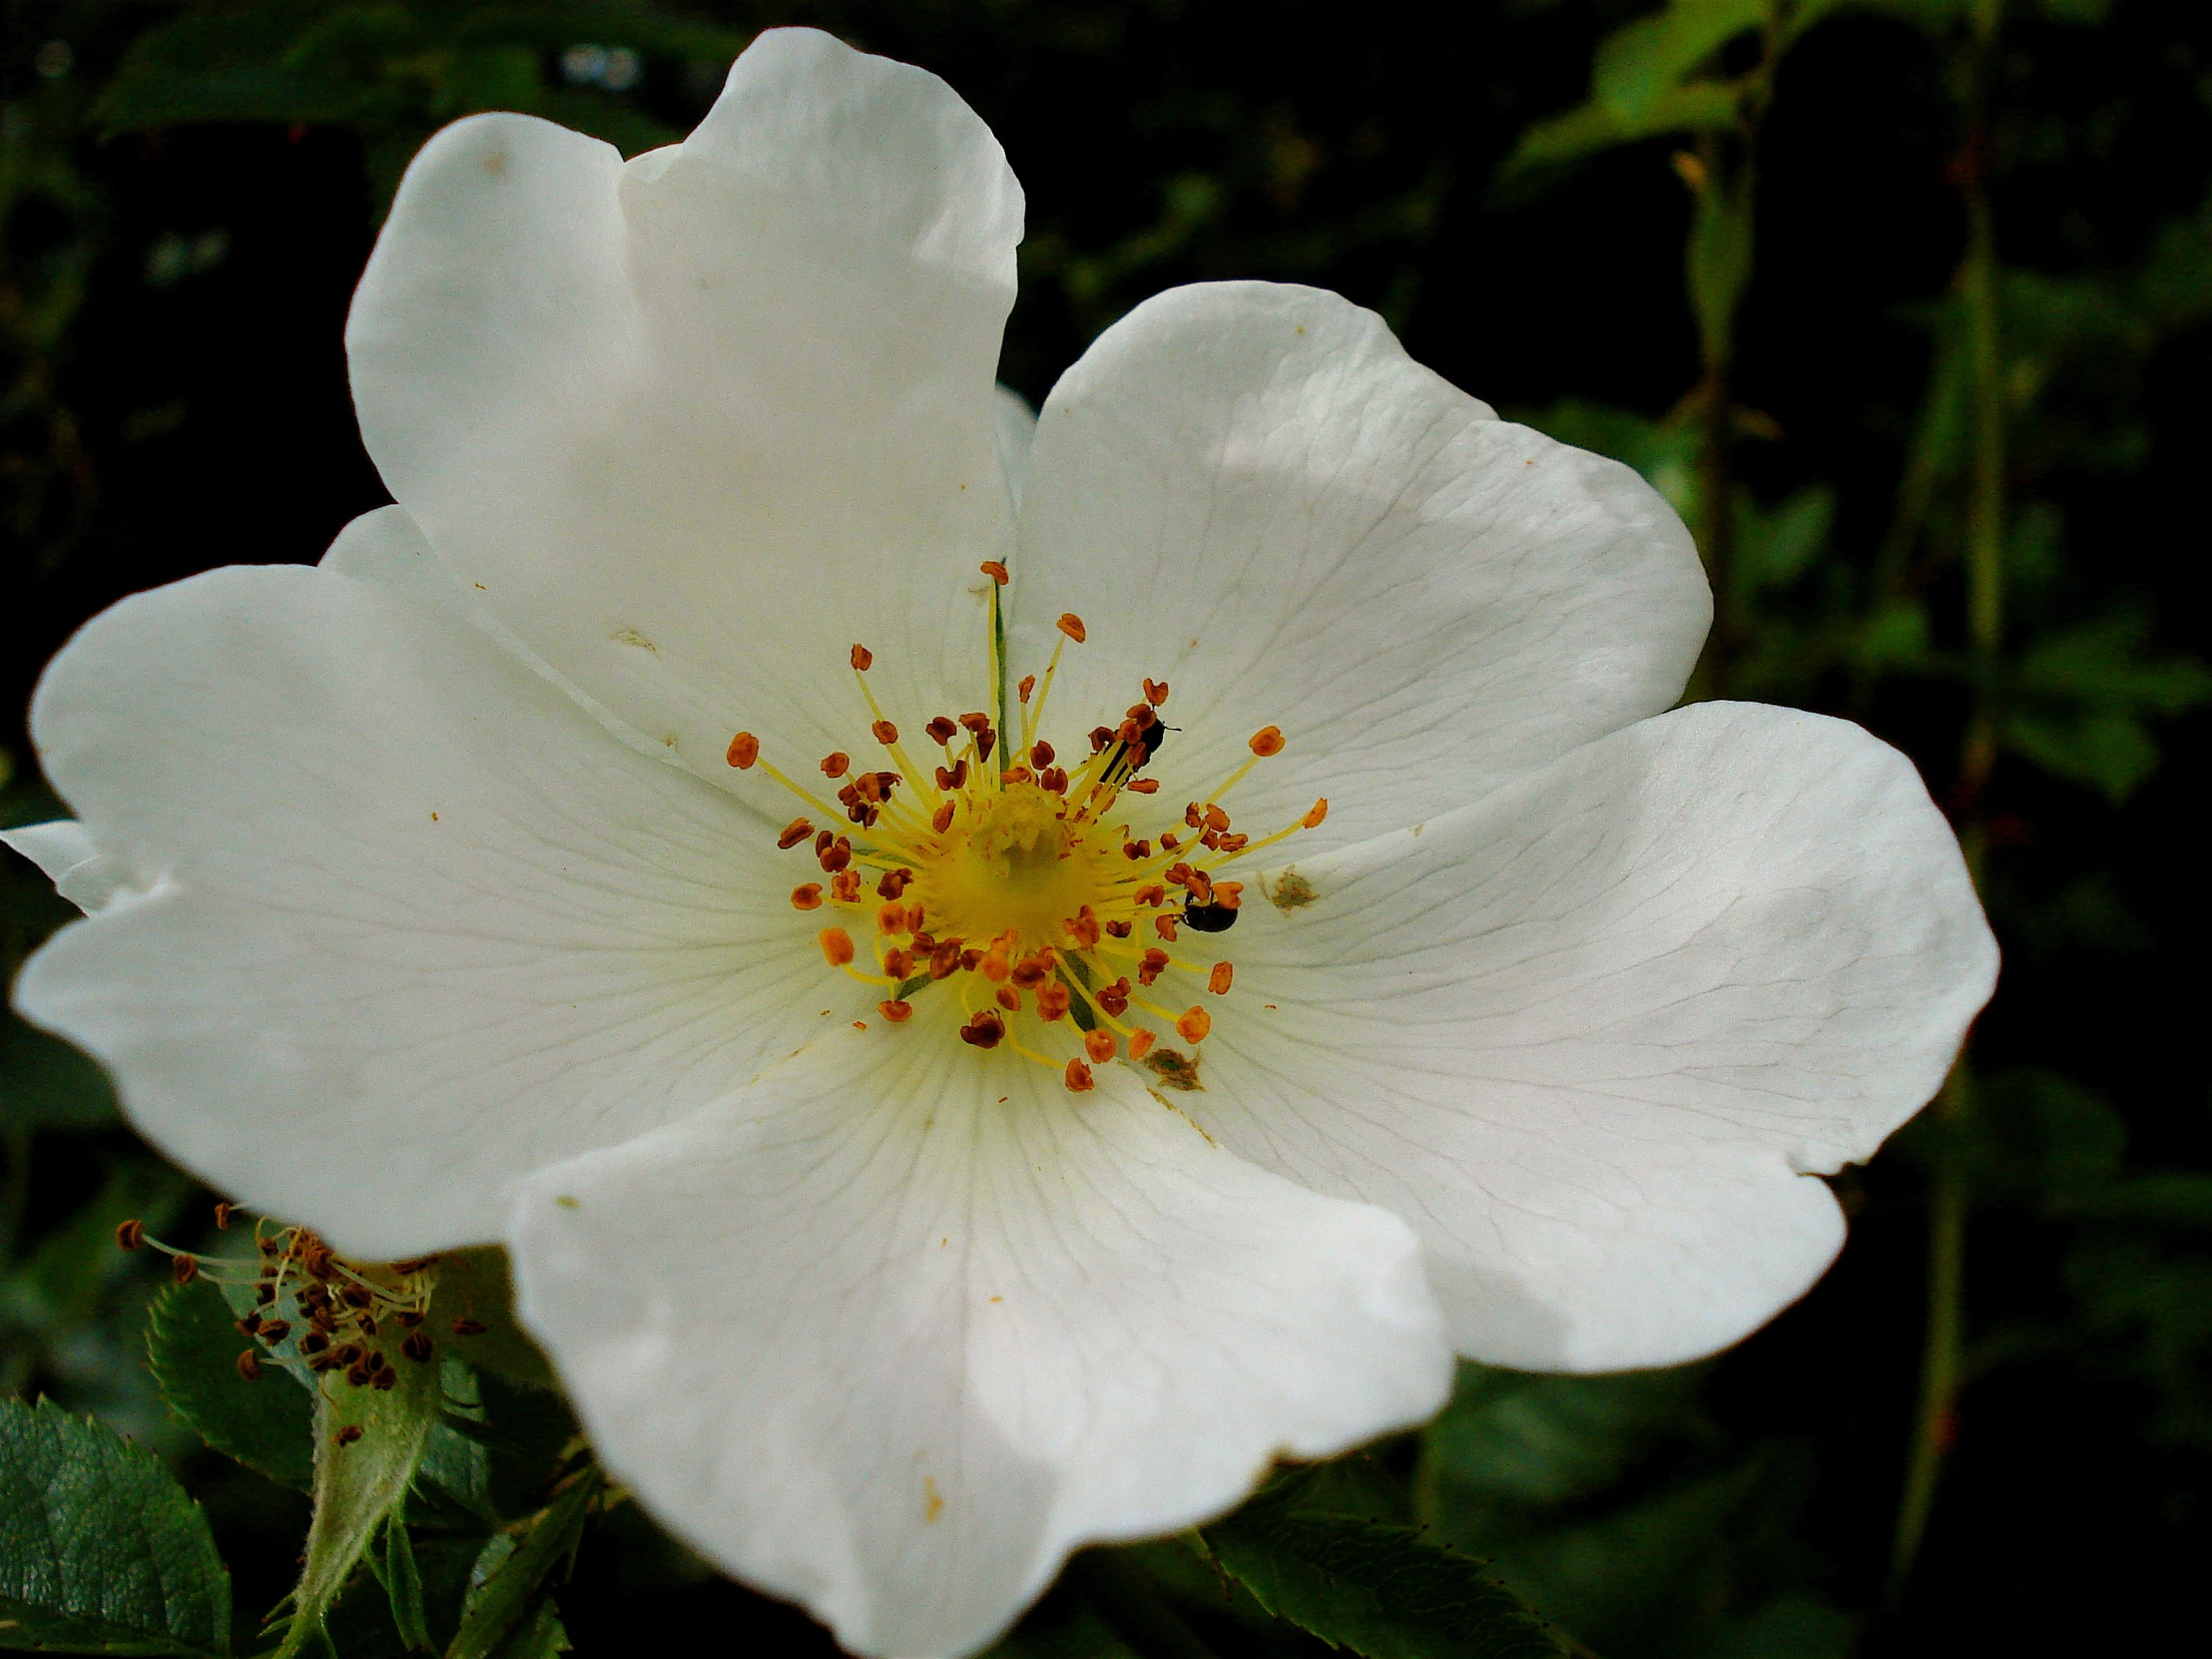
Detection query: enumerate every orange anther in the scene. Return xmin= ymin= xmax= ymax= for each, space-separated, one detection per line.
xmin=960 ymin=712 xmax=992 ymax=734
xmin=877 ymin=902 xmax=909 ymax=936
xmin=960 ymin=1011 xmax=1005 ymax=1049
xmin=1090 ymin=727 xmax=1114 ymax=754
xmin=1064 ymin=1058 xmax=1095 ymax=1093
xmin=850 ymin=644 xmax=873 ymax=671
xmin=820 ymin=839 xmax=851 ymax=873
xmin=1104 ymin=919 xmax=1133 ymax=938
xmin=822 ymin=752 xmax=850 ymax=779
xmin=1084 ymin=1030 xmax=1116 ymax=1063
xmin=932 ymin=801 xmax=956 ymax=832
xmin=1128 ymin=1029 xmax=1157 ymax=1060
xmin=1011 ymin=953 xmax=1052 ymax=990
xmin=830 ymin=868 xmax=862 ymax=903
xmin=1018 ymin=674 xmax=1036 ymax=704
xmin=1056 ymin=613 xmax=1087 ymax=643
xmin=1303 ymin=798 xmax=1330 ymax=828
xmin=1066 ymin=908 xmax=1101 ymax=949
xmin=926 ymin=717 xmax=958 ymax=746
xmin=1208 ymin=962 xmax=1234 ymax=994
xmin=877 ymin=868 xmax=912 ymax=899
xmin=1036 ymin=982 xmax=1071 ymax=1021
xmin=819 ymin=928 xmax=855 ymax=968
xmin=1138 ymin=950 xmax=1169 ymax=987
xmin=1030 ymin=740 xmax=1055 ymax=769
xmin=1127 ymin=779 xmax=1159 ymax=794
xmin=1134 ymin=883 xmax=1165 ymax=906
xmin=1097 ymin=978 xmax=1132 ymax=1017
xmin=872 ymin=720 xmax=898 ymax=746
xmin=778 ymin=818 xmax=814 ymax=849
xmin=1176 ymin=1006 xmax=1213 ymax=1043
xmin=879 ymin=1000 xmax=914 ymax=1023
xmin=726 ymin=732 xmax=760 ymax=769
xmin=980 ymin=937 xmax=1014 ymax=982
xmin=1145 ymin=679 xmax=1169 ymax=707
xmin=791 ymin=883 xmax=824 ymax=910
xmin=1204 ymin=805 xmax=1230 ymax=832
xmin=1155 ymin=914 xmax=1179 ymax=941
xmin=929 ymin=939 xmax=963 ymax=979
xmin=1249 ymin=726 xmax=1285 ymax=758
xmin=979 ymin=560 xmax=1009 ymax=586
xmin=1213 ymin=881 xmax=1244 ymax=910
xmin=883 ymin=948 xmax=913 ymax=979
xmin=996 ymin=985 xmax=1022 ymax=1012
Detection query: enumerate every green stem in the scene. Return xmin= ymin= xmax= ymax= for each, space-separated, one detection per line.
xmin=1889 ymin=0 xmax=2005 ymax=1603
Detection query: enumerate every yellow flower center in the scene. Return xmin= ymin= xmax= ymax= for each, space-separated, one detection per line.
xmin=725 ymin=568 xmax=1327 ymax=1092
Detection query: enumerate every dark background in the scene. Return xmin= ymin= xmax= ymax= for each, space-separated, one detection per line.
xmin=3 ymin=3 xmax=2207 ymax=1655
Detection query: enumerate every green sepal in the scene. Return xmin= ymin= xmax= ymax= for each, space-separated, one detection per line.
xmin=447 ymin=1468 xmax=600 ymax=1659
xmin=148 ymin=1278 xmax=314 ymax=1491
xmin=381 ymin=1493 xmax=431 ymax=1652
xmin=274 ymin=1340 xmax=442 ymax=1656
xmin=1197 ymin=1474 xmax=1566 ymax=1659
xmin=0 ymin=1395 xmax=232 ymax=1656
xmin=428 ymin=1248 xmax=556 ymax=1390
xmin=895 ymin=972 xmax=934 ymax=1001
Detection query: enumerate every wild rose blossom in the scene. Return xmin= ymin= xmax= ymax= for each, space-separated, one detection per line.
xmin=2 ymin=27 xmax=1995 ymax=1658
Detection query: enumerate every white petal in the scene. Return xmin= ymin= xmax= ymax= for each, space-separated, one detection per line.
xmin=1175 ymin=702 xmax=1996 ymax=1372
xmin=507 ymin=1026 xmax=1450 ymax=1658
xmin=993 ymin=383 xmax=1037 ymax=514
xmin=346 ymin=27 xmax=1023 ymax=785
xmin=1009 ymin=281 xmax=1709 ymax=849
xmin=15 ymin=564 xmax=851 ymax=1255
xmin=0 ymin=821 xmax=138 ymax=914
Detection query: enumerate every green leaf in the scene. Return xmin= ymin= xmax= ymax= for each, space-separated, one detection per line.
xmin=1591 ymin=0 xmax=1768 ymax=125
xmin=1507 ymin=82 xmax=1740 ymax=171
xmin=447 ymin=1470 xmax=599 ymax=1659
xmin=0 ymin=1395 xmax=231 ymax=1656
xmin=2002 ymin=610 xmax=2212 ymax=802
xmin=1199 ymin=1481 xmax=1565 ymax=1659
xmin=275 ymin=1340 xmax=443 ymax=1656
xmin=1683 ymin=158 xmax=1756 ymax=365
xmin=487 ymin=1597 xmax=570 ymax=1659
xmin=147 ymin=1279 xmax=314 ymax=1491
xmin=381 ymin=1495 xmax=430 ymax=1652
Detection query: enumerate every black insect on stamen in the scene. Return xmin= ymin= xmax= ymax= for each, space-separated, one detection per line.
xmin=1182 ymin=901 xmax=1238 ymax=933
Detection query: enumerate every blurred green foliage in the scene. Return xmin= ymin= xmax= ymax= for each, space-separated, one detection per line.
xmin=3 ymin=0 xmax=2209 ymax=1655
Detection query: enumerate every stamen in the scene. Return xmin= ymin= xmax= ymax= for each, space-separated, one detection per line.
xmin=727 ymin=732 xmax=760 ymax=770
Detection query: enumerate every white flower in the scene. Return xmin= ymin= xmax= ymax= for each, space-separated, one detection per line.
xmin=1 ymin=27 xmax=1995 ymax=1659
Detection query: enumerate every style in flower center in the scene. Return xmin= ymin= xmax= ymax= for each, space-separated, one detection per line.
xmin=724 ymin=563 xmax=1328 ymax=1092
